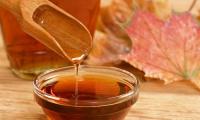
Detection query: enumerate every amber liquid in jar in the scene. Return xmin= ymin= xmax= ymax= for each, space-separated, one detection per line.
xmin=0 ymin=0 xmax=100 ymax=79
xmin=35 ymin=74 xmax=135 ymax=120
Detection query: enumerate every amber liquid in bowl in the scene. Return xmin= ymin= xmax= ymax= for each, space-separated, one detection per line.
xmin=34 ymin=67 xmax=138 ymax=120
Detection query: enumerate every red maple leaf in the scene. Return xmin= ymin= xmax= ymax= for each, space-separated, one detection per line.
xmin=123 ymin=11 xmax=200 ymax=89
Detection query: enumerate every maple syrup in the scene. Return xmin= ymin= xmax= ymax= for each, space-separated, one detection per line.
xmin=0 ymin=0 xmax=100 ymax=79
xmin=34 ymin=66 xmax=139 ymax=120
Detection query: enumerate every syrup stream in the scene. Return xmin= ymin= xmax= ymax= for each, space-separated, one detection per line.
xmin=74 ymin=63 xmax=80 ymax=105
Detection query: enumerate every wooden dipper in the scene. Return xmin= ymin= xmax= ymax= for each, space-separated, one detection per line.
xmin=0 ymin=0 xmax=92 ymax=62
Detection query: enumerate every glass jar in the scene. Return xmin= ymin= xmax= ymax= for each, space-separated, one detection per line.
xmin=0 ymin=0 xmax=100 ymax=79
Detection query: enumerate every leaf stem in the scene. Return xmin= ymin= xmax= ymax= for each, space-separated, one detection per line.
xmin=188 ymin=0 xmax=197 ymax=12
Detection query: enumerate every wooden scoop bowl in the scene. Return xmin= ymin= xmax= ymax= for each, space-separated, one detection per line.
xmin=0 ymin=0 xmax=92 ymax=60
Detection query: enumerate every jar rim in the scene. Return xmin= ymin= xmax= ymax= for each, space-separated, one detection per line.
xmin=33 ymin=65 xmax=140 ymax=107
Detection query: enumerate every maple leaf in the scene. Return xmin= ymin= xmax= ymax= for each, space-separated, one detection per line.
xmin=122 ymin=11 xmax=200 ymax=89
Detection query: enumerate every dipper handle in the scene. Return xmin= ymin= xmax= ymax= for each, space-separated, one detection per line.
xmin=0 ymin=0 xmax=21 ymax=17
